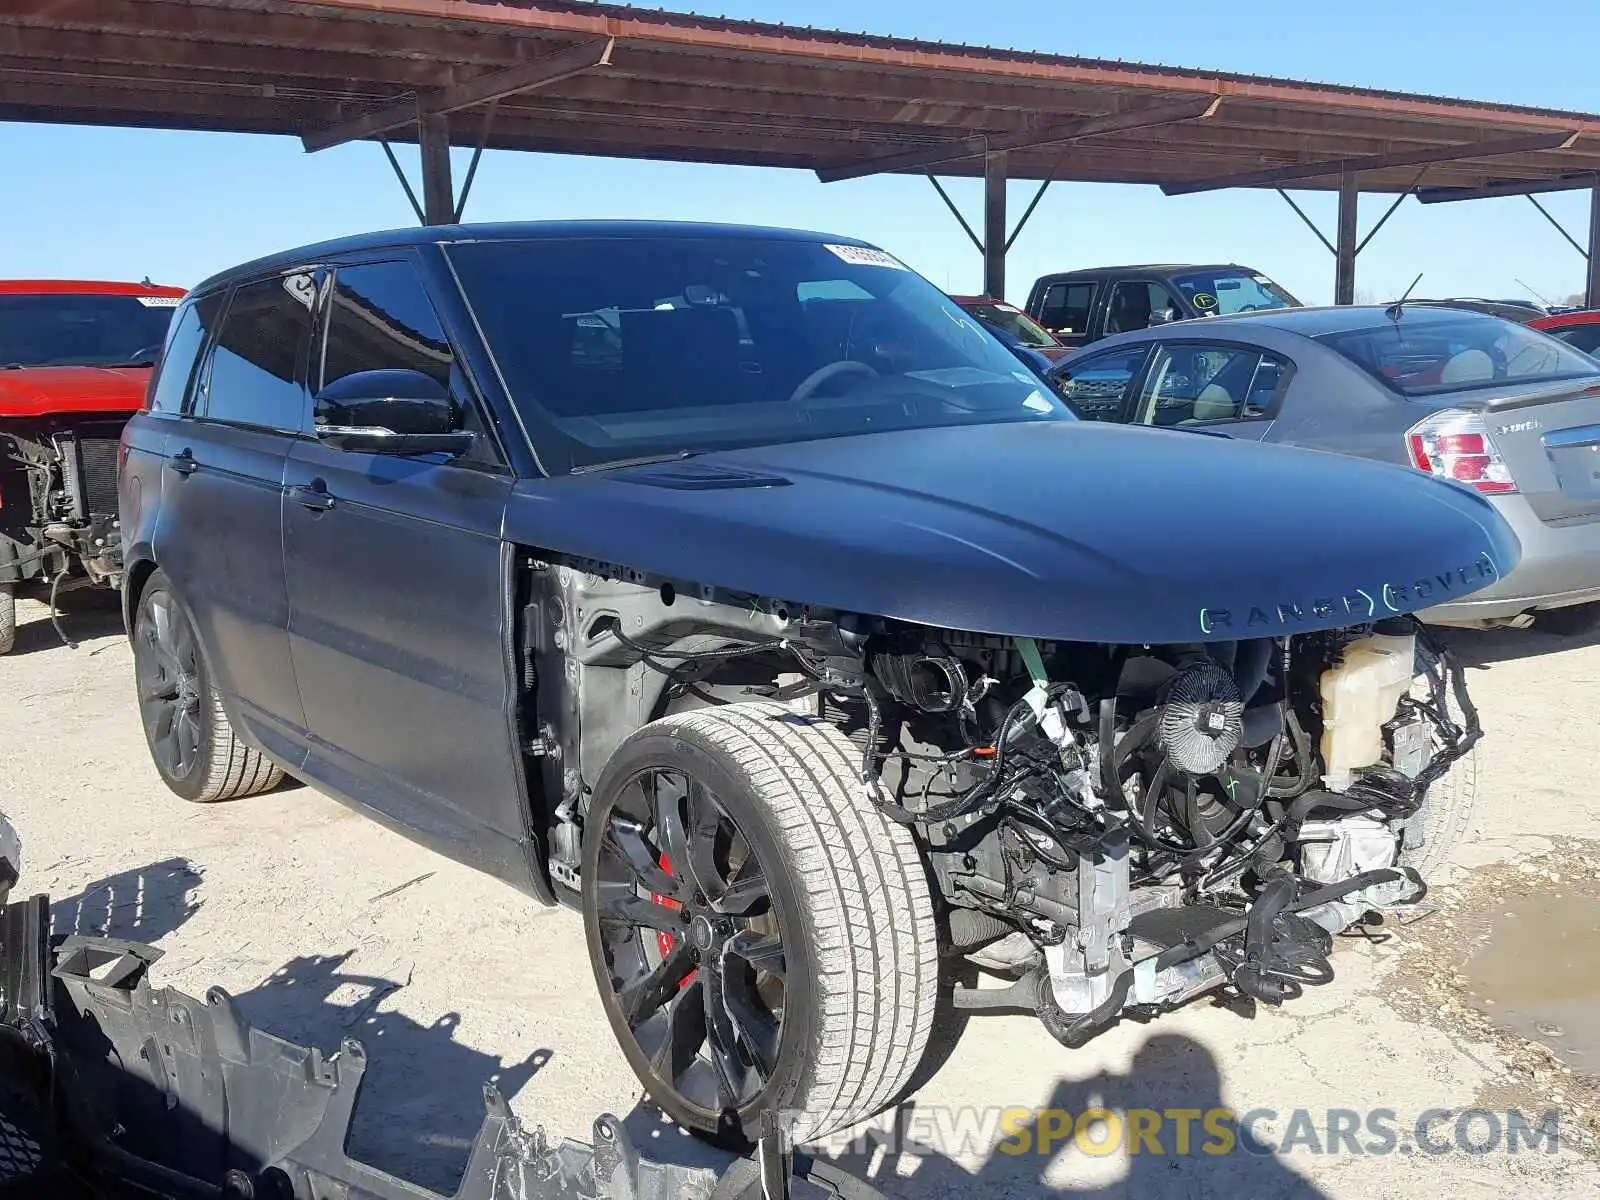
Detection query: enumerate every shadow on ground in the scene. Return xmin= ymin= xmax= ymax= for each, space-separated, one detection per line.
xmin=8 ymin=588 xmax=125 ymax=657
xmin=50 ymin=857 xmax=202 ymax=943
xmin=805 ymin=1033 xmax=1327 ymax=1199
xmin=232 ymin=951 xmax=551 ymax=1193
xmin=1441 ymin=621 xmax=1600 ymax=668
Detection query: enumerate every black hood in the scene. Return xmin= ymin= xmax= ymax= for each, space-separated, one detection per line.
xmin=506 ymin=421 xmax=1519 ymax=645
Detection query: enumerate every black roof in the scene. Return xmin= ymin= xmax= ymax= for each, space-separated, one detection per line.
xmin=193 ymin=219 xmax=872 ymax=294
xmin=1034 ymin=263 xmax=1251 ymax=281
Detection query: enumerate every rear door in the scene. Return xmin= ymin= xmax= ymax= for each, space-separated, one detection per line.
xmin=150 ymin=273 xmax=316 ymax=759
xmin=1033 ymin=279 xmax=1100 ymax=348
xmin=1130 ymin=341 xmax=1291 ymax=440
xmin=281 ymin=256 xmax=527 ymax=881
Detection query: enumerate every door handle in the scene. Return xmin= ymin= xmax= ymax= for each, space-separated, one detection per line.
xmin=287 ymin=482 xmax=336 ymax=512
xmin=168 ymin=448 xmax=198 ymax=476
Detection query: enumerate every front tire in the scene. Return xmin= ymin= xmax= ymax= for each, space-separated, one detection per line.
xmin=582 ymin=702 xmax=938 ymax=1148
xmin=132 ymin=571 xmax=283 ymax=803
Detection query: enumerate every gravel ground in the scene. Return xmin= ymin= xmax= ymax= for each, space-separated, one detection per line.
xmin=4 ymin=593 xmax=1600 ymax=1198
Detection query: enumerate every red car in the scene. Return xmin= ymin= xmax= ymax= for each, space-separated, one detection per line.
xmin=949 ymin=295 xmax=1071 ymax=361
xmin=1529 ymin=307 xmax=1600 ymax=356
xmin=0 ymin=279 xmax=184 ymax=652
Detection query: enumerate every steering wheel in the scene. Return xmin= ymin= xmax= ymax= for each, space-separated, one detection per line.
xmin=1236 ymin=304 xmax=1267 ymax=313
xmin=790 ymin=359 xmax=879 ymax=404
xmin=126 ymin=344 xmax=166 ymax=364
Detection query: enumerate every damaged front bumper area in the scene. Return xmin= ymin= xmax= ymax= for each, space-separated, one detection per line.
xmin=0 ymin=894 xmax=873 ymax=1200
xmin=955 ymin=856 xmax=1427 ymax=1047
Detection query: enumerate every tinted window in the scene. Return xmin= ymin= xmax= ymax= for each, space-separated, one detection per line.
xmin=959 ymin=301 xmax=1059 ymax=349
xmin=321 ymin=260 xmax=455 ymax=393
xmin=1136 ymin=344 xmax=1288 ymax=426
xmin=1549 ymin=323 xmax=1600 ymax=357
xmin=1051 ymin=347 xmax=1147 ymax=421
xmin=1170 ymin=270 xmax=1298 ymax=316
xmin=448 ymin=237 xmax=1072 ymax=473
xmin=203 ymin=274 xmax=315 ymax=431
xmin=1037 ymin=281 xmax=1095 ymax=336
xmin=148 ymin=302 xmax=206 ymax=414
xmin=0 ymin=293 xmax=177 ymax=368
xmin=1317 ymin=313 xmax=1600 ymax=397
xmin=1106 ymin=282 xmax=1183 ymax=335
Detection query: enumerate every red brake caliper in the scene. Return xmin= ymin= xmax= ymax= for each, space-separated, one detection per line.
xmin=652 ymin=854 xmax=698 ymax=987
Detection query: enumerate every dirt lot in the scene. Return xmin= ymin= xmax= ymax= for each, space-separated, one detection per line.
xmin=4 ymin=592 xmax=1600 ymax=1199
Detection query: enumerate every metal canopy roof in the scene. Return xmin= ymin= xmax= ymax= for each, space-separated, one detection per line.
xmin=6 ymin=0 xmax=1600 ymax=196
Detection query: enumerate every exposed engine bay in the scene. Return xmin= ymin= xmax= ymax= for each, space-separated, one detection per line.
xmin=530 ymin=561 xmax=1478 ymax=1047
xmin=1 ymin=417 xmax=126 ymax=587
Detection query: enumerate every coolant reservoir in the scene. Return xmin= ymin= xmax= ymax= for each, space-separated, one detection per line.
xmin=1319 ymin=621 xmax=1416 ymax=792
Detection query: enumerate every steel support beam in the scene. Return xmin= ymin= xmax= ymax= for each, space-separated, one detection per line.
xmin=1335 ymin=172 xmax=1359 ymax=306
xmin=1589 ymin=179 xmax=1600 ymax=308
xmin=1162 ymin=130 xmax=1579 ymax=196
xmin=815 ymin=97 xmax=1219 ymax=184
xmin=1417 ymin=172 xmax=1600 ymax=204
xmin=301 ymin=37 xmax=613 ymax=153
xmin=419 ymin=108 xmax=453 ymax=226
xmin=984 ymin=151 xmax=1007 ymax=300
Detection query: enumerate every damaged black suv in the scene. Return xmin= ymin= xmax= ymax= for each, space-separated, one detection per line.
xmin=120 ymin=222 xmax=1517 ymax=1147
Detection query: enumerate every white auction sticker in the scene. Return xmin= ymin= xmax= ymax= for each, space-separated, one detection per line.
xmin=823 ymin=244 xmax=908 ymax=270
xmin=136 ymin=295 xmax=182 ymax=308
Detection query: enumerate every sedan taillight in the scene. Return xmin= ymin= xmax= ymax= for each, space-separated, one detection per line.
xmin=1405 ymin=409 xmax=1518 ymax=495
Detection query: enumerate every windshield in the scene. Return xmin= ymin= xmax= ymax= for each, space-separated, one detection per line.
xmin=958 ymin=300 xmax=1059 ymax=349
xmin=0 ymin=293 xmax=179 ymax=369
xmin=1170 ymin=269 xmax=1298 ymax=317
xmin=448 ymin=237 xmax=1074 ymax=472
xmin=1316 ymin=313 xmax=1600 ymax=397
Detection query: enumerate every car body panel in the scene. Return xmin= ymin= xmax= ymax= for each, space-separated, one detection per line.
xmin=504 ymin=420 xmax=1517 ymax=645
xmin=149 ymin=418 xmax=307 ymax=749
xmin=0 ymin=366 xmax=154 ymax=419
xmin=281 ymin=440 xmax=530 ymax=883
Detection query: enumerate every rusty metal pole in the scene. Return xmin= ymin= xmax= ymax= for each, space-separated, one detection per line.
xmin=1334 ymin=171 xmax=1359 ymax=305
xmin=984 ymin=150 xmax=1008 ymax=299
xmin=418 ymin=106 xmax=454 ymax=226
xmin=1588 ymin=178 xmax=1600 ymax=308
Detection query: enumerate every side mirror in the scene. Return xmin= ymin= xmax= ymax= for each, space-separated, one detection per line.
xmin=1147 ymin=308 xmax=1177 ymax=327
xmin=313 ymin=369 xmax=474 ymax=457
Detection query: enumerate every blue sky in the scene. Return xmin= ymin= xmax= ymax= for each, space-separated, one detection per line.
xmin=3 ymin=0 xmax=1598 ymax=304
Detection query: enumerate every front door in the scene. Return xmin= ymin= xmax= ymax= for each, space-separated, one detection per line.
xmin=151 ymin=276 xmax=315 ymax=761
xmin=280 ymin=258 xmax=526 ymax=881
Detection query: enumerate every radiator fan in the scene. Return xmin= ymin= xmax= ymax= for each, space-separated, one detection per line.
xmin=1158 ymin=660 xmax=1244 ymax=776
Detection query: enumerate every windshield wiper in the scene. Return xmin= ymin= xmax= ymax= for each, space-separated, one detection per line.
xmin=569 ymin=448 xmax=709 ymax=475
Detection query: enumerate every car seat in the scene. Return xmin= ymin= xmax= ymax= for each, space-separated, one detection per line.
xmin=1438 ymin=348 xmax=1495 ymax=385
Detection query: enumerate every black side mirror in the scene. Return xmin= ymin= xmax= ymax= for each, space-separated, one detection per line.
xmin=313 ymin=369 xmax=474 ymax=457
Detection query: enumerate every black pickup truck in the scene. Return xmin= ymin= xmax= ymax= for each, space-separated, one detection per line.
xmin=1023 ymin=263 xmax=1300 ymax=349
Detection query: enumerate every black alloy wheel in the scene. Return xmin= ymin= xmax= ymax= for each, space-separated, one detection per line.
xmin=135 ymin=586 xmax=205 ymax=782
xmin=587 ymin=765 xmax=789 ymax=1136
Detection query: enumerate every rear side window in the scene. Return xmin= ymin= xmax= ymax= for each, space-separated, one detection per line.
xmin=1052 ymin=347 xmax=1147 ymax=421
xmin=1549 ymin=323 xmax=1600 ymax=357
xmin=1136 ymin=344 xmax=1289 ymax=426
xmin=320 ymin=260 xmax=455 ymax=394
xmin=147 ymin=303 xmax=205 ymax=414
xmin=1037 ymin=281 xmax=1095 ymax=336
xmin=203 ymin=273 xmax=315 ymax=431
xmin=1317 ymin=313 xmax=1599 ymax=397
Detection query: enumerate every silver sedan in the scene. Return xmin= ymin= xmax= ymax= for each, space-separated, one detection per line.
xmin=1046 ymin=302 xmax=1600 ymax=632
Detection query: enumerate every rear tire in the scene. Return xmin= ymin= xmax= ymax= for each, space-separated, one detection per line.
xmin=132 ymin=571 xmax=283 ymax=803
xmin=0 ymin=582 xmax=14 ymax=655
xmin=582 ymin=702 xmax=939 ymax=1148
